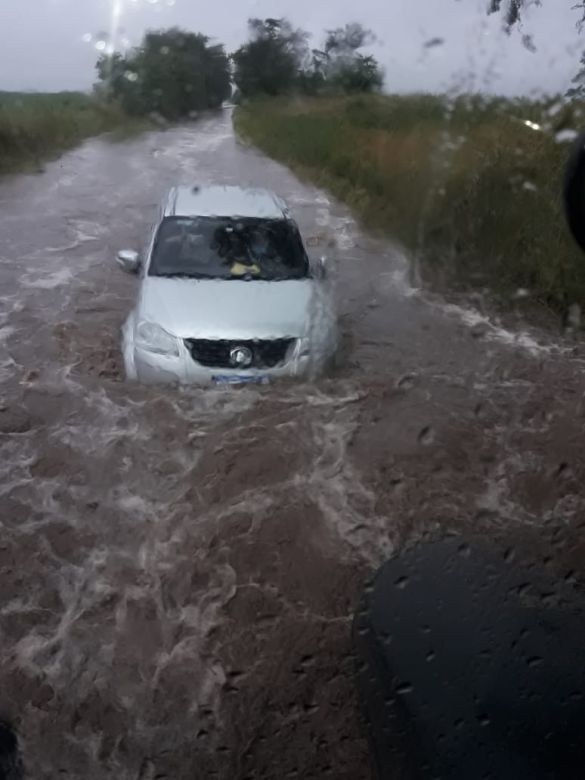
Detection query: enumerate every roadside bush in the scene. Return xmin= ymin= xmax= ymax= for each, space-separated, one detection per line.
xmin=235 ymin=94 xmax=585 ymax=314
xmin=0 ymin=92 xmax=135 ymax=173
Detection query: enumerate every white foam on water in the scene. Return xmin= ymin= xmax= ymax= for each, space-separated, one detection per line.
xmin=441 ymin=302 xmax=556 ymax=356
xmin=378 ymin=265 xmax=418 ymax=298
xmin=336 ymin=218 xmax=356 ymax=250
xmin=0 ymin=326 xmax=16 ymax=343
xmin=0 ymin=357 xmax=17 ymax=383
xmin=44 ymin=240 xmax=83 ymax=254
xmin=316 ymin=208 xmax=331 ymax=227
xmin=267 ymin=383 xmax=394 ymax=566
xmin=21 ymin=267 xmax=75 ymax=289
xmin=306 ymin=410 xmax=394 ymax=566
xmin=67 ymin=219 xmax=109 ymax=243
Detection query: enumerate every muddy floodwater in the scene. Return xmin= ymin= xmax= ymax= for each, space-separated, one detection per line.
xmin=1 ymin=110 xmax=585 ymax=779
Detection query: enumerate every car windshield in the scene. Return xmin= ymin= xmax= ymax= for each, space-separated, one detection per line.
xmin=7 ymin=0 xmax=585 ymax=778
xmin=148 ymin=215 xmax=309 ymax=281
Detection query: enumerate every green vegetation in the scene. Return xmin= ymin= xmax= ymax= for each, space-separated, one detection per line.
xmin=236 ymin=94 xmax=585 ymax=314
xmin=232 ymin=19 xmax=383 ymax=100
xmin=1 ymin=16 xmax=380 ymax=174
xmin=0 ymin=91 xmax=142 ymax=174
xmin=96 ymin=28 xmax=231 ymax=119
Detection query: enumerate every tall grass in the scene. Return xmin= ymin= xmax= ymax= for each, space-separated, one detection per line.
xmin=236 ymin=95 xmax=585 ymax=314
xmin=0 ymin=91 xmax=141 ymax=174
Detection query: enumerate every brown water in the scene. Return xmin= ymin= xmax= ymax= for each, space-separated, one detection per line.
xmin=1 ymin=110 xmax=585 ymax=779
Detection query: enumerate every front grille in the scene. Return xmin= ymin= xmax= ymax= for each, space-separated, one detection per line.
xmin=184 ymin=338 xmax=295 ymax=369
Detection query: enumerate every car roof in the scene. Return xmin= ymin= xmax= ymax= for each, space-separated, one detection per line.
xmin=164 ymin=185 xmax=289 ymax=220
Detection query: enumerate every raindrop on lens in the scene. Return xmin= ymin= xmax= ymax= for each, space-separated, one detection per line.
xmin=418 ymin=426 xmax=435 ymax=446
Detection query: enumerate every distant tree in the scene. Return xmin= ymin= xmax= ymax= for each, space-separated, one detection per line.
xmin=568 ymin=51 xmax=585 ymax=97
xmin=489 ymin=0 xmax=585 ymax=28
xmin=324 ymin=22 xmax=374 ymax=56
xmin=297 ymin=50 xmax=329 ymax=95
xmin=96 ymin=28 xmax=231 ymax=119
xmin=309 ymin=23 xmax=384 ymax=94
xmin=488 ymin=0 xmax=585 ymax=93
xmin=232 ymin=18 xmax=309 ymax=97
xmin=330 ymin=54 xmax=384 ymax=93
xmin=232 ymin=17 xmax=383 ymax=98
xmin=488 ymin=0 xmax=523 ymax=28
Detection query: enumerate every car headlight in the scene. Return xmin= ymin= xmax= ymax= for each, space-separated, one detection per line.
xmin=136 ymin=321 xmax=180 ymax=357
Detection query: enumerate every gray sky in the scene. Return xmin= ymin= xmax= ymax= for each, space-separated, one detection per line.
xmin=0 ymin=0 xmax=582 ymax=95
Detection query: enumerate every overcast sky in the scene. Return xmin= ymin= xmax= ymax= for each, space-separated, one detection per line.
xmin=0 ymin=0 xmax=582 ymax=95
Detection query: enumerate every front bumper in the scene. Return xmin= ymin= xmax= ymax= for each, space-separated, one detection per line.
xmin=127 ymin=344 xmax=316 ymax=385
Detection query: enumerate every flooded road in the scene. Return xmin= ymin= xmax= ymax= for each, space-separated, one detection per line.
xmin=1 ymin=110 xmax=585 ymax=779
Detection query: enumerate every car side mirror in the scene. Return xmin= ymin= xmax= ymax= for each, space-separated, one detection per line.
xmin=116 ymin=250 xmax=141 ymax=274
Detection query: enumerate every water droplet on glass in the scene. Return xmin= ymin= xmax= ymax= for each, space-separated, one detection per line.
xmin=527 ymin=656 xmax=543 ymax=668
xmin=426 ymin=650 xmax=436 ymax=662
xmin=555 ymin=128 xmax=579 ymax=144
xmin=396 ymin=682 xmax=413 ymax=695
xmin=423 ymin=37 xmax=445 ymax=49
xmin=478 ymin=714 xmax=491 ymax=727
xmin=396 ymin=374 xmax=416 ymax=390
xmin=394 ymin=575 xmax=409 ymax=590
xmin=418 ymin=426 xmax=435 ymax=446
xmin=469 ymin=317 xmax=490 ymax=340
xmin=503 ymin=547 xmax=515 ymax=563
xmin=547 ymin=101 xmax=565 ymax=118
xmin=564 ymin=303 xmax=581 ymax=333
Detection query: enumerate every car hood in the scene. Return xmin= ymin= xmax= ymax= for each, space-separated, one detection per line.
xmin=138 ymin=277 xmax=317 ymax=340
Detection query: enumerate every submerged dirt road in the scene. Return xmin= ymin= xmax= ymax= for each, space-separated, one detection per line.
xmin=1 ymin=110 xmax=585 ymax=779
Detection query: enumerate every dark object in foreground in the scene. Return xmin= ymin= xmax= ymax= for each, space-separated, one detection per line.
xmin=0 ymin=722 xmax=22 ymax=780
xmin=564 ymin=129 xmax=585 ymax=255
xmin=353 ymin=539 xmax=585 ymax=779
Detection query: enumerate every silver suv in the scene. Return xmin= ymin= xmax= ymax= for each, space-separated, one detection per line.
xmin=116 ymin=185 xmax=337 ymax=385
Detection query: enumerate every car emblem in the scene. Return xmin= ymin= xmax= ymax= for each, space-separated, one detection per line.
xmin=230 ymin=345 xmax=253 ymax=368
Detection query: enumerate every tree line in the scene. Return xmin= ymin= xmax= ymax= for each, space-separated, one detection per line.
xmin=95 ymin=18 xmax=384 ymax=121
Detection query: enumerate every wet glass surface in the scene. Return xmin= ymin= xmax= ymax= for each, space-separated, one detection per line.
xmin=1 ymin=1 xmax=585 ymax=778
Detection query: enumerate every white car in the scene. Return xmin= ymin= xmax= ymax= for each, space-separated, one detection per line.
xmin=116 ymin=185 xmax=337 ymax=385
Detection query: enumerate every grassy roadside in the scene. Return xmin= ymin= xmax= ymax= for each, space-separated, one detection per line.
xmin=235 ymin=95 xmax=585 ymax=317
xmin=0 ymin=91 xmax=149 ymax=175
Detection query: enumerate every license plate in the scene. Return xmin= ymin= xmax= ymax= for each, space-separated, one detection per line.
xmin=212 ymin=375 xmax=269 ymax=386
